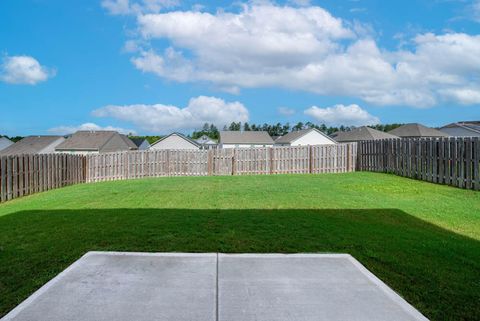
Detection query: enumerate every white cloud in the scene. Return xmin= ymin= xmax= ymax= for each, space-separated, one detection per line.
xmin=101 ymin=0 xmax=179 ymax=15
xmin=304 ymin=104 xmax=380 ymax=126
xmin=48 ymin=123 xmax=136 ymax=135
xmin=277 ymin=107 xmax=296 ymax=116
xmin=0 ymin=55 xmax=54 ymax=85
xmin=92 ymin=96 xmax=249 ymax=133
xmin=124 ymin=3 xmax=480 ymax=108
xmin=440 ymin=88 xmax=480 ymax=105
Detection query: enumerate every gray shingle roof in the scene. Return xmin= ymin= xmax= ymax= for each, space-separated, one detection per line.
xmin=0 ymin=136 xmax=64 ymax=156
xmin=275 ymin=128 xmax=336 ymax=144
xmin=332 ymin=127 xmax=399 ymax=142
xmin=130 ymin=138 xmax=149 ymax=148
xmin=0 ymin=137 xmax=13 ymax=151
xmin=55 ymin=131 xmax=118 ymax=151
xmin=441 ymin=121 xmax=480 ymax=134
xmin=120 ymin=135 xmax=138 ymax=150
xmin=388 ymin=123 xmax=449 ymax=138
xmin=195 ymin=135 xmax=217 ymax=144
xmin=219 ymin=131 xmax=274 ymax=144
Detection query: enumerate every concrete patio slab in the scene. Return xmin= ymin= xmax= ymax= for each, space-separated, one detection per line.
xmin=2 ymin=252 xmax=217 ymax=321
xmin=2 ymin=252 xmax=428 ymax=321
xmin=218 ymin=254 xmax=428 ymax=321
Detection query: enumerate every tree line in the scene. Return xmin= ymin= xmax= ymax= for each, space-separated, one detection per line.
xmin=1 ymin=122 xmax=403 ymax=145
xmin=191 ymin=122 xmax=404 ymax=140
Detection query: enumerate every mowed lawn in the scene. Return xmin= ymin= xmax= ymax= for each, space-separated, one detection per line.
xmin=0 ymin=172 xmax=479 ymax=320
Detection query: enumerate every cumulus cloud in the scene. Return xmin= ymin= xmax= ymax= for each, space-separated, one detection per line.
xmin=92 ymin=96 xmax=249 ymax=133
xmin=304 ymin=104 xmax=380 ymax=126
xmin=101 ymin=0 xmax=179 ymax=15
xmin=48 ymin=123 xmax=136 ymax=135
xmin=277 ymin=107 xmax=296 ymax=116
xmin=0 ymin=55 xmax=55 ymax=85
xmin=124 ymin=2 xmax=480 ymax=108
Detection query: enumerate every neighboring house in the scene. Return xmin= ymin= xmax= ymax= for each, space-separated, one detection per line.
xmin=275 ymin=128 xmax=337 ymax=146
xmin=331 ymin=127 xmax=399 ymax=142
xmin=0 ymin=137 xmax=13 ymax=151
xmin=0 ymin=136 xmax=65 ymax=156
xmin=130 ymin=137 xmax=151 ymax=150
xmin=55 ymin=131 xmax=138 ymax=154
xmin=150 ymin=133 xmax=200 ymax=150
xmin=219 ymin=131 xmax=274 ymax=148
xmin=440 ymin=121 xmax=480 ymax=137
xmin=195 ymin=135 xmax=218 ymax=150
xmin=387 ymin=123 xmax=449 ymax=138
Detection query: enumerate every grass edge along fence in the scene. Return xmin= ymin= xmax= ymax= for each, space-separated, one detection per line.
xmin=357 ymin=137 xmax=480 ymax=190
xmin=0 ymin=144 xmax=356 ymax=202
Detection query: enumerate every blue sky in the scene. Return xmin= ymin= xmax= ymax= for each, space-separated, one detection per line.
xmin=1 ymin=0 xmax=479 ymax=136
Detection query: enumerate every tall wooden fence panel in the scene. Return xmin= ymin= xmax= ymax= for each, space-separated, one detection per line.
xmin=0 ymin=154 xmax=85 ymax=202
xmin=357 ymin=137 xmax=480 ymax=190
xmin=271 ymin=146 xmax=310 ymax=174
xmin=86 ymin=143 xmax=357 ymax=182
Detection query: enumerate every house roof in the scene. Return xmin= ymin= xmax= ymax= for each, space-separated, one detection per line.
xmin=120 ymin=135 xmax=138 ymax=150
xmin=129 ymin=137 xmax=150 ymax=148
xmin=0 ymin=136 xmax=64 ymax=156
xmin=129 ymin=137 xmax=150 ymax=147
xmin=275 ymin=128 xmax=336 ymax=144
xmin=271 ymin=136 xmax=281 ymax=141
xmin=219 ymin=131 xmax=274 ymax=144
xmin=388 ymin=123 xmax=449 ymax=138
xmin=151 ymin=133 xmax=200 ymax=147
xmin=0 ymin=137 xmax=13 ymax=150
xmin=56 ymin=131 xmax=118 ymax=151
xmin=441 ymin=121 xmax=480 ymax=134
xmin=195 ymin=135 xmax=217 ymax=144
xmin=332 ymin=127 xmax=399 ymax=142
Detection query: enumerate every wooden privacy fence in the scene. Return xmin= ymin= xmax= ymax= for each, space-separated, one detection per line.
xmin=0 ymin=143 xmax=355 ymax=202
xmin=86 ymin=143 xmax=357 ymax=182
xmin=357 ymin=137 xmax=480 ymax=190
xmin=0 ymin=154 xmax=85 ymax=202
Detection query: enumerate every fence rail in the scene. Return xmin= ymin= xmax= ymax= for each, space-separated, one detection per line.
xmin=86 ymin=144 xmax=357 ymax=182
xmin=357 ymin=137 xmax=480 ymax=190
xmin=0 ymin=154 xmax=85 ymax=202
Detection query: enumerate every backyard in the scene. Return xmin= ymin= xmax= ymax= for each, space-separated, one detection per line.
xmin=0 ymin=172 xmax=479 ymax=320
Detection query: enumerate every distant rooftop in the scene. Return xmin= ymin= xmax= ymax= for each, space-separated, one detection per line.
xmin=441 ymin=121 xmax=480 ymax=134
xmin=275 ymin=128 xmax=336 ymax=144
xmin=388 ymin=123 xmax=449 ymax=138
xmin=219 ymin=131 xmax=274 ymax=144
xmin=56 ymin=131 xmax=118 ymax=151
xmin=129 ymin=137 xmax=150 ymax=148
xmin=0 ymin=136 xmax=64 ymax=156
xmin=332 ymin=127 xmax=399 ymax=142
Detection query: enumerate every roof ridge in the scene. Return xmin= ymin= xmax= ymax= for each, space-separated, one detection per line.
xmin=98 ymin=131 xmax=117 ymax=151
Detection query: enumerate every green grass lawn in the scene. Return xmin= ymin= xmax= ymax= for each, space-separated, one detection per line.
xmin=0 ymin=172 xmax=479 ymax=320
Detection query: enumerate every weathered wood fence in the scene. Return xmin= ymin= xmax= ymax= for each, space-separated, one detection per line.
xmin=86 ymin=144 xmax=357 ymax=182
xmin=357 ymin=137 xmax=480 ymax=190
xmin=0 ymin=154 xmax=85 ymax=202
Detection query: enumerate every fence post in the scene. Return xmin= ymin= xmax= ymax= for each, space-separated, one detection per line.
xmin=232 ymin=149 xmax=236 ymax=176
xmin=207 ymin=149 xmax=213 ymax=176
xmin=308 ymin=145 xmax=313 ymax=174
